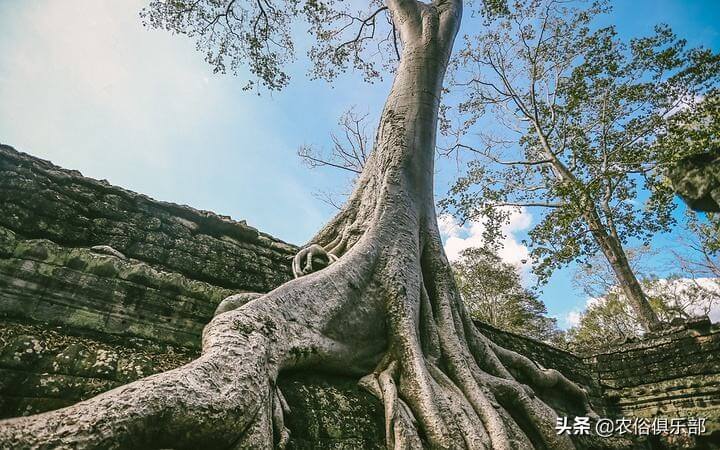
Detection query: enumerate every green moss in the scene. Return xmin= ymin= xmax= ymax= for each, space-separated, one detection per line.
xmin=86 ymin=258 xmax=120 ymax=277
xmin=279 ymin=373 xmax=385 ymax=449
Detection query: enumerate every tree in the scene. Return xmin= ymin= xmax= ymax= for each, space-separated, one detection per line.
xmin=565 ymin=293 xmax=645 ymax=353
xmin=572 ymin=245 xmax=658 ymax=302
xmin=674 ymin=226 xmax=720 ymax=283
xmin=566 ymin=277 xmax=719 ymax=353
xmin=0 ymin=0 xmax=600 ymax=448
xmin=297 ymin=107 xmax=372 ymax=209
xmin=439 ymin=0 xmax=720 ymax=331
xmin=453 ymin=247 xmax=562 ymax=343
xmin=570 ymin=247 xmax=720 ymax=353
xmin=671 ymin=217 xmax=720 ymax=310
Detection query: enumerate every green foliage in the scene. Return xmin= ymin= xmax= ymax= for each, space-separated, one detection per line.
xmin=659 ymin=92 xmax=720 ymax=253
xmin=452 ymin=247 xmax=563 ymax=343
xmin=440 ymin=0 xmax=720 ymax=284
xmin=566 ymin=275 xmax=719 ymax=353
xmin=141 ymin=0 xmax=400 ymax=91
xmin=565 ymin=293 xmax=645 ymax=353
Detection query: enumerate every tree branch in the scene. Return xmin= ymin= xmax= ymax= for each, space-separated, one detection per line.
xmin=447 ymin=143 xmax=552 ymax=166
xmin=491 ymin=202 xmax=564 ymax=209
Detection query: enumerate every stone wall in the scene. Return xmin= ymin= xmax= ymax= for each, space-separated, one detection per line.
xmin=474 ymin=322 xmax=607 ymax=416
xmin=1 ymin=144 xmax=719 ymax=448
xmin=480 ymin=319 xmax=720 ymax=447
xmin=587 ymin=318 xmax=720 ymax=440
xmin=0 ymin=320 xmax=196 ymax=417
xmin=0 ymin=144 xmax=297 ymax=294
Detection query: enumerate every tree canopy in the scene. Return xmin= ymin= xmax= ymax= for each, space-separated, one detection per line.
xmin=441 ymin=0 xmax=719 ymax=282
xmin=453 ymin=246 xmax=563 ymax=343
xmin=570 ymin=245 xmax=720 ymax=352
xmin=141 ymin=0 xmax=408 ymax=91
xmin=566 ymin=277 xmax=719 ymax=353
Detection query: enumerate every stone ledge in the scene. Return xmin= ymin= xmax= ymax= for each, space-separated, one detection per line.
xmin=0 ymin=144 xmax=298 ymax=292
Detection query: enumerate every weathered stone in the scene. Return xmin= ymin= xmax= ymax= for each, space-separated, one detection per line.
xmin=668 ymin=148 xmax=720 ymax=212
xmin=1 ymin=145 xmax=719 ymax=448
xmin=0 ymin=144 xmax=297 ymax=292
xmin=0 ymin=321 xmax=196 ymax=418
xmin=0 ymin=232 xmax=237 ymax=347
xmin=586 ymin=324 xmax=720 ymax=432
xmin=89 ymin=245 xmax=127 ymax=259
xmin=280 ymin=373 xmax=385 ymax=449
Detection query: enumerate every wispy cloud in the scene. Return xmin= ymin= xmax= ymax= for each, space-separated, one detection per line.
xmin=438 ymin=208 xmax=533 ymax=280
xmin=565 ymin=310 xmax=583 ymax=327
xmin=0 ymin=0 xmax=331 ymax=243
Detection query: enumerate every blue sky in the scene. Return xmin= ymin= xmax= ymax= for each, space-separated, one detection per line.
xmin=1 ymin=0 xmax=717 ymax=328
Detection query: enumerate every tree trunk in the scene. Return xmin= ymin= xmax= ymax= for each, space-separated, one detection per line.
xmin=535 ymin=129 xmax=661 ymax=333
xmin=0 ymin=1 xmax=600 ymax=448
xmin=582 ymin=209 xmax=661 ymax=331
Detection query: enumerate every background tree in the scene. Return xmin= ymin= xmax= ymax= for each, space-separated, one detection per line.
xmin=671 ymin=215 xmax=720 ymax=312
xmin=572 ymin=245 xmax=657 ymax=301
xmin=565 ymin=293 xmax=645 ymax=353
xmin=0 ymin=0 xmax=600 ymax=448
xmin=674 ymin=226 xmax=720 ymax=284
xmin=297 ymin=107 xmax=372 ymax=209
xmin=569 ymin=247 xmax=719 ymax=353
xmin=439 ymin=0 xmax=720 ymax=331
xmin=453 ymin=247 xmax=563 ymax=343
xmin=566 ymin=278 xmax=719 ymax=353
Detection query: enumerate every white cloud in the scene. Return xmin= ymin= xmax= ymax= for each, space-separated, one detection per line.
xmin=438 ymin=214 xmax=462 ymax=239
xmin=565 ymin=310 xmax=582 ymax=327
xmin=663 ymin=94 xmax=705 ymax=119
xmin=647 ymin=277 xmax=720 ymax=323
xmin=438 ymin=207 xmax=533 ymax=278
xmin=565 ymin=277 xmax=720 ymax=329
xmin=563 ymin=295 xmax=604 ymax=329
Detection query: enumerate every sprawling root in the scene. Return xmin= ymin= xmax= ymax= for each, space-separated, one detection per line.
xmin=0 ymin=175 xmax=599 ymax=450
xmin=271 ymin=386 xmax=291 ymax=449
xmin=0 ymin=135 xmax=600 ymax=450
xmin=360 ymin=360 xmax=424 ymax=449
xmin=276 ymin=138 xmax=597 ymax=450
xmin=342 ymin=224 xmax=597 ymax=450
xmin=291 ymin=244 xmax=338 ymax=278
xmin=0 ymin=8 xmax=600 ymax=447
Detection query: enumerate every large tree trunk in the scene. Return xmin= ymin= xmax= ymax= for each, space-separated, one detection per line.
xmin=0 ymin=0 xmax=599 ymax=448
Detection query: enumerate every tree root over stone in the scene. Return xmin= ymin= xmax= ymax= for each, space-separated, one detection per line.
xmin=0 ymin=0 xmax=620 ymax=447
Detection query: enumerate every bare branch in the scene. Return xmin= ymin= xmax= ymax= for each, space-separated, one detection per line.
xmin=446 ymin=143 xmax=552 ymax=166
xmin=491 ymin=202 xmax=564 ymax=209
xmin=297 ymin=107 xmax=372 ymax=175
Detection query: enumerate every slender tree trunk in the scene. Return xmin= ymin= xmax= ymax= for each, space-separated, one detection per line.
xmin=582 ymin=209 xmax=661 ymax=331
xmin=0 ymin=0 xmax=602 ymax=448
xmin=534 ymin=127 xmax=660 ymax=332
xmin=536 ymin=129 xmax=661 ymax=332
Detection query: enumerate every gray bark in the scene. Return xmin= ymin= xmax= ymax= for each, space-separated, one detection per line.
xmin=0 ymin=0 xmax=599 ymax=448
xmin=587 ymin=216 xmax=661 ymax=331
xmin=569 ymin=208 xmax=662 ymax=331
